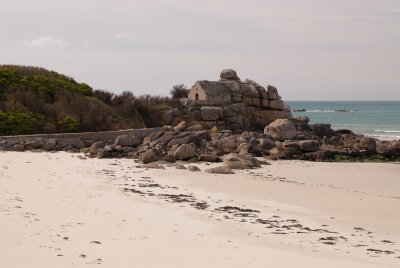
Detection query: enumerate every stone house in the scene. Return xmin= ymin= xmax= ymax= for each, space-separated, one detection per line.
xmin=187 ymin=69 xmax=285 ymax=111
xmin=188 ymin=80 xmax=232 ymax=105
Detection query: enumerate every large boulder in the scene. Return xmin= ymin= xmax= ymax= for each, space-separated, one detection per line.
xmin=223 ymin=153 xmax=261 ymax=169
xmin=200 ymin=107 xmax=223 ymax=121
xmin=174 ymin=143 xmax=197 ymax=160
xmin=141 ymin=148 xmax=161 ymax=164
xmin=259 ymin=138 xmax=275 ymax=151
xmin=311 ymin=123 xmax=333 ymax=138
xmin=114 ymin=135 xmax=141 ymax=147
xmin=359 ymin=137 xmax=376 ymax=152
xmin=267 ymin=85 xmax=279 ymax=100
xmin=220 ymin=69 xmax=240 ymax=81
xmin=264 ymin=119 xmax=297 ymax=141
xmin=298 ymin=140 xmax=320 ymax=152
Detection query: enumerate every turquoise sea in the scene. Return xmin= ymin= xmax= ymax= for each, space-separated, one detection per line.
xmin=286 ymin=101 xmax=400 ymax=140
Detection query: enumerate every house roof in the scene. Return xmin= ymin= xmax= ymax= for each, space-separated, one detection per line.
xmin=196 ymin=80 xmax=231 ymax=96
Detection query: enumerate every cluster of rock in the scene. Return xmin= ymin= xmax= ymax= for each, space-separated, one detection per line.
xmin=2 ymin=118 xmax=399 ymax=173
xmin=166 ymin=69 xmax=292 ymax=131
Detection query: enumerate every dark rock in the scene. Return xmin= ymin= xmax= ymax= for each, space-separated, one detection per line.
xmin=220 ymin=69 xmax=240 ymax=81
xmin=311 ymin=123 xmax=333 ymax=138
xmin=269 ymin=99 xmax=285 ymax=110
xmin=259 ymin=138 xmax=275 ymax=151
xmin=205 ymin=166 xmax=233 ymax=174
xmin=266 ymin=85 xmax=279 ymax=100
xmin=12 ymin=144 xmax=25 ymax=152
xmin=198 ymin=154 xmax=221 ymax=162
xmin=26 ymin=139 xmax=43 ymax=149
xmin=43 ymin=139 xmax=57 ymax=151
xmin=298 ymin=140 xmax=320 ymax=152
xmin=359 ymin=137 xmax=376 ymax=152
xmin=187 ymin=165 xmax=201 ymax=172
xmin=115 ymin=135 xmax=141 ymax=147
xmin=141 ymin=149 xmax=161 ymax=164
xmin=165 ymin=109 xmax=176 ymax=125
xmin=329 ymin=136 xmax=342 ymax=146
xmin=296 ymin=116 xmax=310 ymax=123
xmin=376 ymin=141 xmax=392 ymax=156
xmin=215 ymin=137 xmax=238 ymax=153
xmin=174 ymin=143 xmax=197 ymax=160
xmin=283 ymin=140 xmax=300 ymax=149
xmin=162 ymin=154 xmax=176 ymax=163
xmin=57 ymin=138 xmax=84 ymax=149
xmin=90 ymin=141 xmax=104 ymax=154
xmin=200 ymin=106 xmax=223 ymax=121
xmin=335 ymin=129 xmax=355 ymax=135
xmin=223 ymin=153 xmax=261 ymax=169
xmin=96 ymin=148 xmax=109 ymax=159
xmin=175 ymin=164 xmax=186 ymax=169
xmin=267 ymin=147 xmax=303 ymax=160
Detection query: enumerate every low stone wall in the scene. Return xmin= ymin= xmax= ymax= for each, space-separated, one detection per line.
xmin=0 ymin=127 xmax=168 ymax=148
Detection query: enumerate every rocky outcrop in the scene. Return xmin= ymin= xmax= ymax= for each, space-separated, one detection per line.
xmin=172 ymin=69 xmax=292 ymax=131
xmin=1 ymin=120 xmax=399 ymax=163
xmin=1 ymin=66 xmax=399 ymax=164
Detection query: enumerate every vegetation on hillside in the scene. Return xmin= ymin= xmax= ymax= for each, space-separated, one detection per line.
xmin=0 ymin=65 xmax=186 ymax=135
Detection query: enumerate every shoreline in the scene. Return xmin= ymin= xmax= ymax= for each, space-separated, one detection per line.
xmin=1 ymin=151 xmax=399 ymax=267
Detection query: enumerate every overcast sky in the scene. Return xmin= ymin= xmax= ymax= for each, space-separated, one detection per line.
xmin=1 ymin=0 xmax=399 ymax=100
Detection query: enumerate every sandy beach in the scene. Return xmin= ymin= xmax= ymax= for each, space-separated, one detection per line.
xmin=1 ymin=151 xmax=399 ymax=267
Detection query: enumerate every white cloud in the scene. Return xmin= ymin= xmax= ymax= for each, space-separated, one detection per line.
xmin=23 ymin=36 xmax=69 ymax=49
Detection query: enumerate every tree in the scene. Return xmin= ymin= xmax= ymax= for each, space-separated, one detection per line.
xmin=170 ymin=84 xmax=189 ymax=99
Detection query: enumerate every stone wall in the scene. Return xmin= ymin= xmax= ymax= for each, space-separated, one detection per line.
xmin=0 ymin=127 xmax=168 ymax=149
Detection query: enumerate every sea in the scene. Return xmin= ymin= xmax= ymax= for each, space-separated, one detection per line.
xmin=286 ymin=101 xmax=400 ymax=140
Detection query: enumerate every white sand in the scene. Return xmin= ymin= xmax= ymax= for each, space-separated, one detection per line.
xmin=0 ymin=151 xmax=399 ymax=267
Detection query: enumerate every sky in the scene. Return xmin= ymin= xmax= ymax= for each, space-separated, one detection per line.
xmin=0 ymin=0 xmax=399 ymax=100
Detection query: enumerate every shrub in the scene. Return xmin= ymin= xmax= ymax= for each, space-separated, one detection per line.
xmin=57 ymin=115 xmax=80 ymax=132
xmin=170 ymin=84 xmax=189 ymax=99
xmin=0 ymin=110 xmax=43 ymax=135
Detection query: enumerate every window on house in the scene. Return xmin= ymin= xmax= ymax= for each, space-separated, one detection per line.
xmin=195 ymin=93 xmax=199 ymax=100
